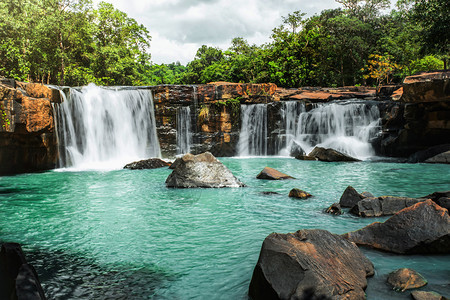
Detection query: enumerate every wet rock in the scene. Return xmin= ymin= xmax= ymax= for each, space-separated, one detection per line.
xmin=165 ymin=152 xmax=245 ymax=188
xmin=248 ymin=229 xmax=374 ymax=300
xmin=343 ymin=200 xmax=450 ymax=254
xmin=124 ymin=158 xmax=170 ymax=170
xmin=308 ymin=147 xmax=360 ymax=162
xmin=408 ymin=144 xmax=450 ymax=163
xmin=339 ymin=186 xmax=364 ymax=208
xmin=387 ymin=268 xmax=427 ymax=292
xmin=411 ymin=290 xmax=446 ymax=300
xmin=360 ymin=191 xmax=374 ymax=198
xmin=289 ymin=142 xmax=305 ymax=157
xmin=324 ymin=203 xmax=342 ymax=215
xmin=256 ymin=167 xmax=294 ymax=180
xmin=0 ymin=243 xmax=46 ymax=300
xmin=350 ymin=196 xmax=424 ymax=217
xmin=436 ymin=197 xmax=450 ymax=210
xmin=425 ymin=151 xmax=450 ymax=164
xmin=421 ymin=191 xmax=450 ymax=210
xmin=288 ymin=188 xmax=312 ymax=199
xmin=295 ymin=155 xmax=317 ymax=161
xmin=260 ymin=191 xmax=281 ymax=196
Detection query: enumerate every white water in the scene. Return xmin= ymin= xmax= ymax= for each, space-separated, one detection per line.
xmin=238 ymin=104 xmax=268 ymax=156
xmin=176 ymin=106 xmax=192 ymax=155
xmin=279 ymin=100 xmax=380 ymax=160
xmin=55 ymin=84 xmax=160 ymax=170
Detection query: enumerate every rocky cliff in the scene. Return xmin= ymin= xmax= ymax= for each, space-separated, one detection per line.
xmin=0 ymin=71 xmax=448 ymax=175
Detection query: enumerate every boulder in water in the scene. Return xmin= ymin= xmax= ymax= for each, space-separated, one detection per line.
xmin=256 ymin=167 xmax=294 ymax=180
xmin=308 ymin=147 xmax=360 ymax=162
xmin=343 ymin=200 xmax=450 ymax=254
xmin=248 ymin=229 xmax=374 ymax=300
xmin=411 ymin=290 xmax=445 ymax=300
xmin=324 ymin=203 xmax=343 ymax=215
xmin=387 ymin=268 xmax=427 ymax=292
xmin=339 ymin=186 xmax=364 ymax=208
xmin=124 ymin=158 xmax=170 ymax=170
xmin=289 ymin=142 xmax=305 ymax=157
xmin=0 ymin=243 xmax=46 ymax=300
xmin=288 ymin=188 xmax=312 ymax=199
xmin=295 ymin=155 xmax=317 ymax=161
xmin=349 ymin=196 xmax=425 ymax=217
xmin=407 ymin=144 xmax=450 ymax=163
xmin=165 ymin=152 xmax=245 ymax=188
xmin=425 ymin=151 xmax=450 ymax=164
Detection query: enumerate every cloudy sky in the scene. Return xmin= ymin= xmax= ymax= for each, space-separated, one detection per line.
xmin=93 ymin=0 xmax=341 ymax=65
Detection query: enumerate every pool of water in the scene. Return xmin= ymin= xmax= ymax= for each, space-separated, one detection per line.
xmin=0 ymin=158 xmax=449 ymax=299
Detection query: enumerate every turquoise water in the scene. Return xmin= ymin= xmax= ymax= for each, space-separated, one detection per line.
xmin=0 ymin=158 xmax=449 ymax=299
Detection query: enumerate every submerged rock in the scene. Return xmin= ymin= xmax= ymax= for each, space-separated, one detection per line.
xmin=288 ymin=188 xmax=312 ymax=199
xmin=411 ymin=290 xmax=445 ymax=300
xmin=343 ymin=200 xmax=450 ymax=254
xmin=295 ymin=155 xmax=317 ymax=161
xmin=248 ymin=229 xmax=374 ymax=300
xmin=256 ymin=167 xmax=294 ymax=180
xmin=165 ymin=152 xmax=245 ymax=188
xmin=124 ymin=158 xmax=170 ymax=170
xmin=0 ymin=243 xmax=46 ymax=300
xmin=339 ymin=186 xmax=364 ymax=208
xmin=387 ymin=268 xmax=427 ymax=292
xmin=308 ymin=147 xmax=360 ymax=162
xmin=350 ymin=196 xmax=424 ymax=217
xmin=324 ymin=203 xmax=343 ymax=215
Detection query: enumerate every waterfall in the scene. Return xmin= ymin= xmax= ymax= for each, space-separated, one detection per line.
xmin=54 ymin=84 xmax=161 ymax=170
xmin=280 ymin=100 xmax=380 ymax=160
xmin=238 ymin=104 xmax=267 ymax=156
xmin=176 ymin=106 xmax=192 ymax=155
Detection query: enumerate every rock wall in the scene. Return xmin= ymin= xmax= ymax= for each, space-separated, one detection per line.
xmin=0 ymin=80 xmax=60 ymax=175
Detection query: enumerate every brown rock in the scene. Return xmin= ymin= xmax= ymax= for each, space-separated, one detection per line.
xmin=288 ymin=188 xmax=312 ymax=199
xmin=387 ymin=268 xmax=427 ymax=292
xmin=343 ymin=200 xmax=450 ymax=254
xmin=324 ymin=203 xmax=343 ymax=215
xmin=339 ymin=186 xmax=364 ymax=208
xmin=20 ymin=97 xmax=54 ymax=132
xmin=411 ymin=290 xmax=446 ymax=300
xmin=308 ymin=147 xmax=360 ymax=162
xmin=295 ymin=155 xmax=317 ymax=161
xmin=124 ymin=158 xmax=170 ymax=170
xmin=248 ymin=229 xmax=374 ymax=300
xmin=256 ymin=167 xmax=294 ymax=180
xmin=349 ymin=196 xmax=425 ymax=217
xmin=401 ymin=71 xmax=450 ymax=103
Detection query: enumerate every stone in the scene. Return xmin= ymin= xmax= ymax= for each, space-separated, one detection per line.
xmin=165 ymin=152 xmax=245 ymax=188
xmin=349 ymin=196 xmax=424 ymax=217
xmin=343 ymin=200 xmax=450 ymax=254
xmin=411 ymin=290 xmax=446 ymax=300
xmin=324 ymin=203 xmax=342 ymax=215
xmin=436 ymin=197 xmax=450 ymax=210
xmin=360 ymin=191 xmax=374 ymax=198
xmin=260 ymin=191 xmax=281 ymax=196
xmin=124 ymin=158 xmax=170 ymax=170
xmin=256 ymin=167 xmax=294 ymax=180
xmin=248 ymin=229 xmax=374 ymax=300
xmin=386 ymin=268 xmax=427 ymax=292
xmin=339 ymin=186 xmax=364 ymax=208
xmin=421 ymin=191 xmax=450 ymax=210
xmin=289 ymin=142 xmax=305 ymax=157
xmin=408 ymin=144 xmax=450 ymax=163
xmin=288 ymin=188 xmax=312 ymax=199
xmin=425 ymin=151 xmax=450 ymax=164
xmin=308 ymin=147 xmax=360 ymax=162
xmin=401 ymin=71 xmax=450 ymax=103
xmin=295 ymin=155 xmax=317 ymax=161
xmin=0 ymin=243 xmax=46 ymax=300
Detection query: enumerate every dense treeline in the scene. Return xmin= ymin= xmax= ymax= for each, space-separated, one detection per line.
xmin=0 ymin=0 xmax=448 ymax=87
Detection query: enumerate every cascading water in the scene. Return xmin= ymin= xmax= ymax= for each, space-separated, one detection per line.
xmin=238 ymin=104 xmax=267 ymax=156
xmin=176 ymin=106 xmax=192 ymax=155
xmin=54 ymin=84 xmax=161 ymax=170
xmin=279 ymin=100 xmax=380 ymax=160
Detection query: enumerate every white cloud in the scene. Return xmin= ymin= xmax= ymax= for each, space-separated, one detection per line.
xmin=94 ymin=0 xmax=341 ymax=65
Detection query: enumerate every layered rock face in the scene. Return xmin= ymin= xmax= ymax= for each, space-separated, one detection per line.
xmin=0 ymin=81 xmax=60 ymax=175
xmin=379 ymin=71 xmax=450 ymax=157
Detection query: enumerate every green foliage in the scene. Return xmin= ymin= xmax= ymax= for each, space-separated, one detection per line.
xmin=410 ymin=55 xmax=444 ymax=74
xmin=0 ymin=104 xmax=10 ymax=129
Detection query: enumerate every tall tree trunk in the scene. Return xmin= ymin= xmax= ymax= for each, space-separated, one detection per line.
xmin=341 ymin=57 xmax=345 ymax=87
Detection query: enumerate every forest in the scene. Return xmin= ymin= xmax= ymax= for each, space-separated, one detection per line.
xmin=0 ymin=0 xmax=448 ymax=87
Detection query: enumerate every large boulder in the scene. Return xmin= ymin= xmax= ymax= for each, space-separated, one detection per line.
xmin=408 ymin=144 xmax=450 ymax=163
xmin=256 ymin=167 xmax=294 ymax=180
xmin=165 ymin=152 xmax=244 ymax=188
xmin=411 ymin=291 xmax=446 ymax=300
xmin=124 ymin=158 xmax=169 ymax=170
xmin=421 ymin=191 xmax=450 ymax=210
xmin=349 ymin=196 xmax=425 ymax=217
xmin=0 ymin=243 xmax=46 ymax=300
xmin=386 ymin=268 xmax=427 ymax=292
xmin=248 ymin=229 xmax=374 ymax=300
xmin=308 ymin=147 xmax=360 ymax=162
xmin=339 ymin=186 xmax=364 ymax=208
xmin=343 ymin=200 xmax=450 ymax=254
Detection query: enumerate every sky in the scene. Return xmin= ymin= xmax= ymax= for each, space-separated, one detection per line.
xmin=93 ymin=0 xmax=342 ymax=65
